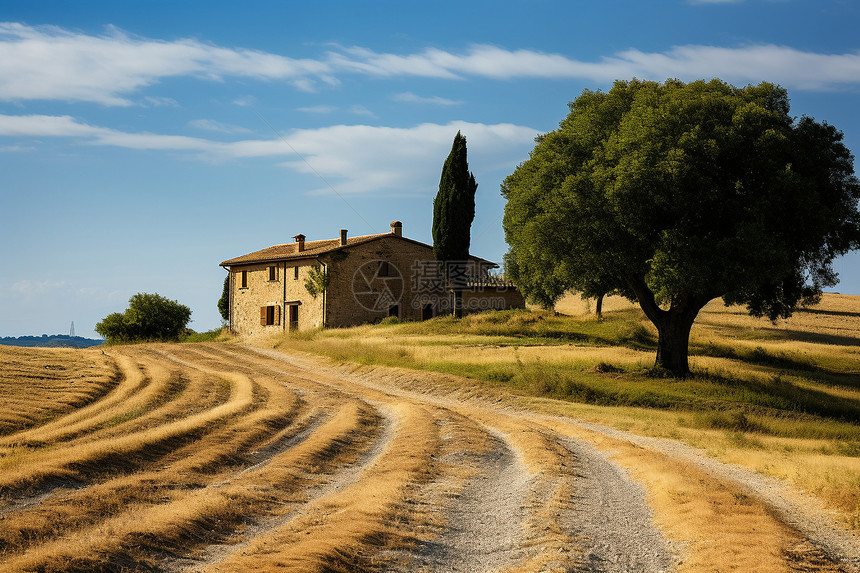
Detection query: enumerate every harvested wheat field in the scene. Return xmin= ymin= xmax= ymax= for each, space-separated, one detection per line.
xmin=2 ymin=297 xmax=859 ymax=572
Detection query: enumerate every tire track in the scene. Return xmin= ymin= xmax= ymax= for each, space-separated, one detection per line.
xmin=406 ymin=428 xmax=532 ymax=572
xmin=6 ymin=340 xmax=849 ymax=572
xmin=561 ymin=418 xmax=860 ymax=572
xmin=244 ymin=344 xmax=854 ymax=572
xmin=559 ymin=436 xmax=674 ymax=573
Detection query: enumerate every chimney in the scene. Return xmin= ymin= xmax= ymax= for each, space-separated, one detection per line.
xmin=293 ymin=234 xmax=306 ymax=252
xmin=390 ymin=220 xmax=402 ymax=237
xmin=340 ymin=229 xmax=348 ymax=246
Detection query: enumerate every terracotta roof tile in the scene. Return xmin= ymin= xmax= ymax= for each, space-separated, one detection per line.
xmin=220 ymin=232 xmax=499 ymax=269
xmin=220 ymin=232 xmax=389 ymax=266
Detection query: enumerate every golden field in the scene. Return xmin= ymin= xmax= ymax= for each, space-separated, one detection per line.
xmin=0 ymin=293 xmax=858 ymax=572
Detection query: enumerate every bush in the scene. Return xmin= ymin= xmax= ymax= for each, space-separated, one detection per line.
xmin=180 ymin=328 xmax=230 ymax=343
xmin=96 ymin=293 xmax=192 ymax=344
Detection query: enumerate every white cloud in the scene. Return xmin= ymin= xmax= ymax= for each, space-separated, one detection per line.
xmin=0 ymin=114 xmax=102 ymax=137
xmin=3 ymin=22 xmax=860 ymax=107
xmin=0 ymin=22 xmax=332 ymax=105
xmin=393 ymin=92 xmax=461 ymax=106
xmin=339 ymin=43 xmax=860 ymax=89
xmin=611 ymin=44 xmax=860 ymax=90
xmin=0 ymin=113 xmax=537 ymax=194
xmin=274 ymin=121 xmax=538 ymax=195
xmin=188 ymin=118 xmax=251 ymax=133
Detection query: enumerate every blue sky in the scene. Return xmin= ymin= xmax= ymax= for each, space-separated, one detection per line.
xmin=2 ymin=0 xmax=859 ymax=338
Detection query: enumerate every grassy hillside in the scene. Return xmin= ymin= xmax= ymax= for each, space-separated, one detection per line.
xmin=0 ymin=306 xmax=857 ymax=571
xmin=274 ymin=293 xmax=860 ymax=529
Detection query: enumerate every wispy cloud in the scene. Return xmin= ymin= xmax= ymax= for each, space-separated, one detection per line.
xmin=342 ymin=43 xmax=860 ymax=89
xmin=0 ymin=22 xmax=334 ymax=105
xmin=231 ymin=95 xmax=257 ymax=107
xmin=274 ymin=121 xmax=538 ymax=195
xmin=348 ymin=104 xmax=375 ymax=117
xmin=0 ymin=144 xmax=35 ymax=152
xmin=10 ymin=279 xmax=68 ymax=295
xmin=188 ymin=118 xmax=251 ymax=133
xmin=0 ymin=113 xmax=538 ymax=194
xmin=2 ymin=22 xmax=859 ymax=106
xmin=393 ymin=92 xmax=461 ymax=106
xmin=142 ymin=96 xmax=179 ymax=107
xmin=297 ymin=105 xmax=336 ymax=114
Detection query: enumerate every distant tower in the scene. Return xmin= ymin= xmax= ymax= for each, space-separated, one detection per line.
xmin=70 ymin=321 xmax=75 ymax=337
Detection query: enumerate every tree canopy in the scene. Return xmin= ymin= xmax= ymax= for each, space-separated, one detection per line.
xmin=218 ymin=275 xmax=230 ymax=323
xmin=503 ymin=79 xmax=860 ymax=375
xmin=96 ymin=292 xmax=192 ymax=344
xmin=433 ymin=131 xmax=478 ymax=265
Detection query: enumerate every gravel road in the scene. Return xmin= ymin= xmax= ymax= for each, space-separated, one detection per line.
xmin=561 ymin=436 xmax=674 ymax=572
xmin=243 ymin=346 xmax=859 ymax=572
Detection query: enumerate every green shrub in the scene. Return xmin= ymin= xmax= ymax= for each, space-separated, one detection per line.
xmin=96 ymin=293 xmax=191 ymax=344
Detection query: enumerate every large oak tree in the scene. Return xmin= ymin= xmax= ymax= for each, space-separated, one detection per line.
xmin=503 ymin=79 xmax=860 ymax=376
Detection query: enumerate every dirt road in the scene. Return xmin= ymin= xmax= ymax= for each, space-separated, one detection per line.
xmin=0 ymin=342 xmax=856 ymax=572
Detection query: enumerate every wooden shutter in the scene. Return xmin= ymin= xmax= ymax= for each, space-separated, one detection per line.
xmin=274 ymin=305 xmax=281 ymax=326
xmin=260 ymin=306 xmax=267 ymax=325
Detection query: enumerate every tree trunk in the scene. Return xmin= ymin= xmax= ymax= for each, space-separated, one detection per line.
xmin=626 ymin=278 xmax=711 ymax=378
xmin=595 ymin=293 xmax=604 ymax=320
xmin=453 ymin=288 xmax=464 ymax=318
xmin=653 ymin=310 xmax=696 ymax=376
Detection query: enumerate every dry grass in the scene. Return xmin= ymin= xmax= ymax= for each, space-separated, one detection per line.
xmin=276 ymin=293 xmax=860 ymax=538
xmin=548 ymin=420 xmax=844 ymax=573
xmin=208 ymin=402 xmax=438 ymax=572
xmin=0 ymin=344 xmax=392 ymax=572
xmin=2 ymin=291 xmax=857 ymax=572
xmin=0 ymin=346 xmax=118 ymax=435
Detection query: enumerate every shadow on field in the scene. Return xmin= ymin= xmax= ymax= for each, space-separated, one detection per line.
xmin=693 ymin=342 xmax=860 ymax=379
xmin=754 ymin=327 xmax=860 ymax=348
xmin=691 ymin=371 xmax=860 ymax=423
xmin=796 ymin=307 xmax=860 ymax=319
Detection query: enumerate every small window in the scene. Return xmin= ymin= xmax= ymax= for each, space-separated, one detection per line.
xmin=241 ymin=270 xmax=248 ymax=289
xmin=378 ymin=261 xmax=390 ymax=277
xmin=388 ymin=304 xmax=399 ymax=318
xmin=260 ymin=305 xmax=280 ymax=326
xmin=422 ymin=303 xmax=433 ymax=321
xmin=294 ymin=266 xmax=300 ymax=280
xmin=268 ymin=265 xmax=278 ymax=282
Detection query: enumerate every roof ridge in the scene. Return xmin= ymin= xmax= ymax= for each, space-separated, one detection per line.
xmin=219 ymin=231 xmax=498 ymax=268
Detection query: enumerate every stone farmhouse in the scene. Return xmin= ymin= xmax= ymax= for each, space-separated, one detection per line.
xmin=220 ymin=221 xmax=525 ymax=336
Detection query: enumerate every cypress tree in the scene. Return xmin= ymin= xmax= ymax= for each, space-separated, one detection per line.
xmin=432 ymin=131 xmax=478 ymax=317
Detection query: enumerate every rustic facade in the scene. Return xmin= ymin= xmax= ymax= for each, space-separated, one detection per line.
xmin=219 ymin=221 xmax=525 ymax=336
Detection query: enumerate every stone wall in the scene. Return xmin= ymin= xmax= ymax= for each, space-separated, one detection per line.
xmin=229 ymin=261 xmax=324 ymax=336
xmin=323 ymin=236 xmax=439 ymax=327
xmin=227 ymin=233 xmax=524 ymax=334
xmin=461 ymin=286 xmax=526 ymax=314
